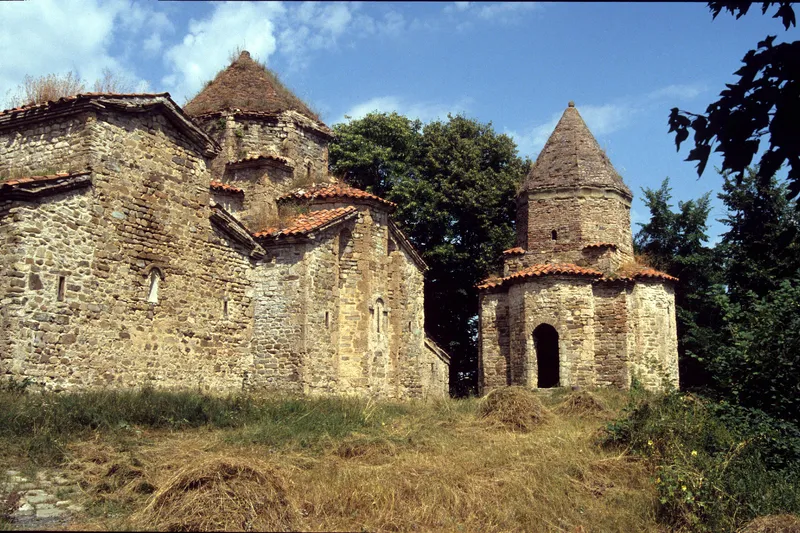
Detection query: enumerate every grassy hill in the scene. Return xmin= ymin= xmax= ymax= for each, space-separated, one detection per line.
xmin=0 ymin=384 xmax=797 ymax=532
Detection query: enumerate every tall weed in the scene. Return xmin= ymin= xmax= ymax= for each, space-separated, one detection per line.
xmin=603 ymin=391 xmax=800 ymax=531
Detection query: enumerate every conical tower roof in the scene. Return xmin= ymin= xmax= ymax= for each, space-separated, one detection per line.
xmin=521 ymin=102 xmax=631 ymax=199
xmin=184 ymin=51 xmax=322 ymax=124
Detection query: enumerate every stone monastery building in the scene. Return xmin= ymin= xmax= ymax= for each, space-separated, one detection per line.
xmin=478 ymin=102 xmax=679 ymax=393
xmin=0 ymin=51 xmax=450 ymax=398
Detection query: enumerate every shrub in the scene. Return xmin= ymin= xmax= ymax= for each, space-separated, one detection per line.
xmin=603 ymin=391 xmax=800 ymax=532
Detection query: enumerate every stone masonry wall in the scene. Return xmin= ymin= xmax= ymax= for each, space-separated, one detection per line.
xmin=0 ymin=115 xmax=92 ymax=178
xmin=508 ymin=277 xmax=597 ymax=389
xmin=197 ymin=113 xmax=329 ymax=183
xmin=478 ymin=291 xmax=510 ymax=393
xmin=627 ymin=281 xmax=679 ymax=391
xmin=249 ymin=204 xmax=430 ymax=398
xmin=221 ymin=162 xmax=294 ymax=229
xmin=0 ymin=109 xmax=255 ymax=391
xmin=420 ymin=342 xmax=449 ymax=398
xmin=592 ymin=282 xmax=630 ymax=387
xmin=387 ymin=228 xmax=427 ymax=399
xmin=250 ymin=243 xmax=307 ymax=393
xmin=518 ymin=189 xmax=633 ymax=266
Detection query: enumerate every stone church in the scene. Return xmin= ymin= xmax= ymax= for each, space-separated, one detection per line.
xmin=0 ymin=51 xmax=449 ymax=398
xmin=478 ymin=102 xmax=679 ymax=393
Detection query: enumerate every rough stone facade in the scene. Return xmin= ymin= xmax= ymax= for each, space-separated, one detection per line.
xmin=0 ymin=52 xmax=449 ymax=399
xmin=478 ymin=103 xmax=678 ymax=393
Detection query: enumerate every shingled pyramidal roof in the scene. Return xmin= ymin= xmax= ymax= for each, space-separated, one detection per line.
xmin=521 ymin=102 xmax=632 ymax=199
xmin=184 ymin=50 xmax=322 ymax=125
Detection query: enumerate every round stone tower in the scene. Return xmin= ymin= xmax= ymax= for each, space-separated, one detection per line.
xmin=183 ymin=51 xmax=334 ymax=227
xmin=516 ymin=102 xmax=633 ymax=272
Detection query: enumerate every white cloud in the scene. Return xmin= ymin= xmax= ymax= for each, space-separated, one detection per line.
xmin=0 ymin=0 xmax=166 ymax=106
xmin=161 ymin=2 xmax=284 ymax=103
xmin=143 ymin=33 xmax=164 ymax=54
xmin=647 ymin=83 xmax=706 ymax=102
xmin=445 ymin=2 xmax=541 ymax=24
xmin=336 ymin=95 xmax=473 ymax=125
xmin=508 ymin=103 xmax=632 ymax=158
xmin=580 ymin=104 xmax=634 ymax=136
xmin=476 ymin=2 xmax=540 ymax=20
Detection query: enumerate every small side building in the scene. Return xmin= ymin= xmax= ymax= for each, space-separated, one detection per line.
xmin=478 ymin=102 xmax=678 ymax=393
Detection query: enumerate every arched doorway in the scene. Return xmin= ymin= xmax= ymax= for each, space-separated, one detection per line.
xmin=533 ymin=324 xmax=559 ymax=388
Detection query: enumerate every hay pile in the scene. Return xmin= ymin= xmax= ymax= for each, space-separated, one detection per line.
xmin=134 ymin=456 xmax=296 ymax=532
xmin=739 ymin=514 xmax=800 ymax=533
xmin=68 ymin=442 xmax=154 ymax=507
xmin=479 ymin=387 xmax=548 ymax=432
xmin=555 ymin=390 xmax=607 ymax=417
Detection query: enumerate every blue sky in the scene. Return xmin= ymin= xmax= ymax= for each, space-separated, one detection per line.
xmin=1 ymin=1 xmax=796 ymax=241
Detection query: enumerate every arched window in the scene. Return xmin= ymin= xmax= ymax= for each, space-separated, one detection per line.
xmin=339 ymin=228 xmax=352 ymax=258
xmin=533 ymin=323 xmax=559 ymax=388
xmin=147 ymin=268 xmax=162 ymax=304
xmin=375 ymin=298 xmax=385 ymax=333
xmin=551 ymin=230 xmax=558 ymax=241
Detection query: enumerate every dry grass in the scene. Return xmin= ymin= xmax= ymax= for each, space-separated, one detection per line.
xmin=6 ymin=391 xmax=664 ymax=532
xmin=555 ymin=390 xmax=608 ymax=418
xmin=738 ymin=514 xmax=800 ymax=533
xmin=133 ymin=456 xmax=295 ymax=532
xmin=5 ymin=69 xmax=133 ymax=109
xmin=479 ymin=386 xmax=549 ymax=431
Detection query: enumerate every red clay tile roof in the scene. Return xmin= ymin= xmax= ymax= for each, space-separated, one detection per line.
xmin=0 ymin=171 xmax=90 ymax=188
xmin=184 ymin=50 xmax=321 ymax=124
xmin=583 ymin=242 xmax=618 ymax=250
xmin=502 ymin=247 xmax=526 ymax=255
xmin=477 ymin=263 xmax=603 ymax=290
xmin=210 ymin=181 xmax=244 ymax=194
xmin=278 ymin=183 xmax=397 ymax=210
xmin=227 ymin=154 xmax=293 ymax=168
xmin=628 ymin=267 xmax=678 ymax=282
xmin=253 ymin=206 xmax=357 ymax=239
xmin=521 ymin=103 xmax=632 ymax=199
xmin=599 ymin=265 xmax=679 ymax=283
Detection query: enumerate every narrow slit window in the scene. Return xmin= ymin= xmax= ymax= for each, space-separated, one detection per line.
xmin=56 ymin=276 xmax=66 ymax=301
xmin=223 ymin=297 xmax=229 ymax=318
xmin=325 ymin=311 xmax=330 ymax=328
xmin=375 ymin=299 xmax=385 ymax=333
xmin=147 ymin=268 xmax=161 ymax=304
xmin=551 ymin=230 xmax=558 ymax=241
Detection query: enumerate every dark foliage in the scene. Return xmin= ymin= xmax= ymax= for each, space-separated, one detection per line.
xmin=634 ymin=179 xmax=727 ymax=390
xmin=717 ymin=168 xmax=800 ymax=305
xmin=667 ymin=2 xmax=800 ymax=205
xmin=604 ymin=391 xmax=800 ymax=532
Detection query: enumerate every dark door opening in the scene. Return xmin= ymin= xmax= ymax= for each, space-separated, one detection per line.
xmin=533 ymin=324 xmax=559 ymax=388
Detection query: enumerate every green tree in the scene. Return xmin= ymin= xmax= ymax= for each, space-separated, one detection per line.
xmin=710 ymin=277 xmax=800 ymax=423
xmin=329 ymin=113 xmax=529 ymax=396
xmin=718 ymin=168 xmax=800 ymax=305
xmin=329 ymin=112 xmax=421 ymax=198
xmin=634 ymin=179 xmax=727 ymax=390
xmin=667 ymin=2 xmax=800 ymax=203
